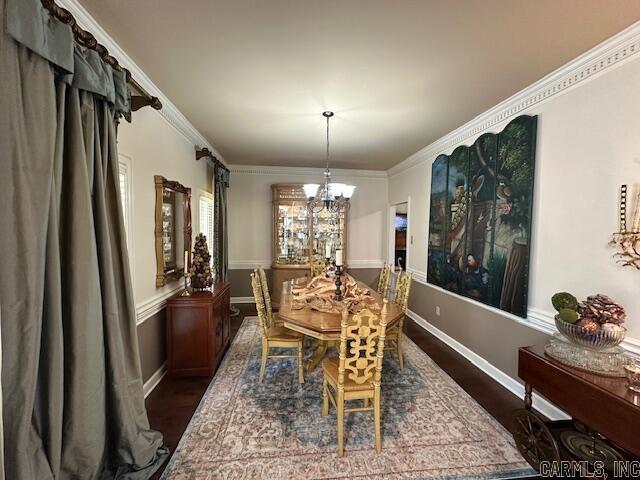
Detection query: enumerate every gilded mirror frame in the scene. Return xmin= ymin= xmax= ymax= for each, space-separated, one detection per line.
xmin=154 ymin=175 xmax=192 ymax=287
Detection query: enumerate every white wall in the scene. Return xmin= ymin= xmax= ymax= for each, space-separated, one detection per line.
xmin=117 ymin=108 xmax=209 ymax=305
xmin=389 ymin=36 xmax=640 ymax=343
xmin=228 ymin=166 xmax=388 ymax=269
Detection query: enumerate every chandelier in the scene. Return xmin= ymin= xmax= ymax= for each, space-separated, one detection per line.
xmin=303 ymin=111 xmax=355 ymax=214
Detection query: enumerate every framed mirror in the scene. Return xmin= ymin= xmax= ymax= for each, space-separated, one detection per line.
xmin=155 ymin=175 xmax=192 ymax=287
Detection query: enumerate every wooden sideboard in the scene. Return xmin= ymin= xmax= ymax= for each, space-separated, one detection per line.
xmin=166 ymin=283 xmax=231 ymax=377
xmin=514 ymin=345 xmax=640 ymax=474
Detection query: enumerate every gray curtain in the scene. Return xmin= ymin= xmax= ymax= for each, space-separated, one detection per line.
xmin=213 ymin=160 xmax=230 ymax=282
xmin=0 ymin=1 xmax=167 ymax=478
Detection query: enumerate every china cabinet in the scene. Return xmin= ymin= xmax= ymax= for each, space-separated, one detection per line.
xmin=271 ymin=184 xmax=348 ymax=306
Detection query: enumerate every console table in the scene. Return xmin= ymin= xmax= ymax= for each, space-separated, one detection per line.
xmin=514 ymin=345 xmax=640 ymax=473
xmin=166 ymin=283 xmax=231 ymax=377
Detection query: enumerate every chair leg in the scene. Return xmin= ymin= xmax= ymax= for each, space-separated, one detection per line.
xmin=337 ymin=389 xmax=345 ymax=457
xmin=397 ymin=334 xmax=404 ymax=371
xmin=322 ymin=377 xmax=329 ymax=416
xmin=259 ymin=340 xmax=268 ymax=382
xmin=297 ymin=342 xmax=305 ymax=384
xmin=374 ymin=388 xmax=382 ymax=453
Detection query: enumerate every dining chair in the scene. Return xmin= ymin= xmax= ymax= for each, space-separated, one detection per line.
xmin=386 ymin=270 xmax=412 ymax=370
xmin=322 ymin=300 xmax=389 ymax=456
xmin=376 ymin=263 xmax=391 ymax=297
xmin=251 ymin=271 xmax=304 ymax=384
xmin=256 ymin=265 xmax=283 ymax=326
xmin=310 ymin=255 xmax=326 ymax=277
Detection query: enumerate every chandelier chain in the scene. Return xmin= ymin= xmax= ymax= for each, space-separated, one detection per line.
xmin=326 ymin=114 xmax=330 ymax=171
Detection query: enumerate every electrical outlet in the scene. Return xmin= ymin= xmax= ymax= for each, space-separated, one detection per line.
xmin=435 ymin=306 xmax=441 ymax=316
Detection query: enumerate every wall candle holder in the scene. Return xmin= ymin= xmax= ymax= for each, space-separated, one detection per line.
xmin=181 ymin=273 xmax=192 ymax=296
xmin=610 ymin=184 xmax=640 ymax=270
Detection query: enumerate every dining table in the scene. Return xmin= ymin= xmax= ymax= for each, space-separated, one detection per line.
xmin=278 ymin=277 xmax=405 ymax=371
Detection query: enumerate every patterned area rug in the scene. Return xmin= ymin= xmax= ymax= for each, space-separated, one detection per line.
xmin=161 ymin=317 xmax=535 ymax=479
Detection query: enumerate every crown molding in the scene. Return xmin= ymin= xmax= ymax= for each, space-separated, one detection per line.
xmin=229 ymin=164 xmax=387 ymax=179
xmin=57 ymin=0 xmax=225 ymax=165
xmin=388 ymin=20 xmax=640 ymax=178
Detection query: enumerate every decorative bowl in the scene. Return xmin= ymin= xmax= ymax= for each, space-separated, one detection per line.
xmin=554 ymin=316 xmax=626 ymax=350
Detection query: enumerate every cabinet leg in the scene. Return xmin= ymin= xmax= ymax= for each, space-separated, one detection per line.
xmin=524 ymin=383 xmax=532 ymax=410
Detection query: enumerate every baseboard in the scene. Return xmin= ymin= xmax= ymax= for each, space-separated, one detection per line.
xmin=143 ymin=362 xmax=168 ymax=398
xmin=405 ymin=308 xmax=569 ymax=421
xmin=231 ymin=296 xmax=255 ymax=304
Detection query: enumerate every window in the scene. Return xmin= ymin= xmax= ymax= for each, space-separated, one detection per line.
xmin=199 ymin=192 xmax=215 ymax=265
xmin=118 ymin=154 xmax=134 ymax=280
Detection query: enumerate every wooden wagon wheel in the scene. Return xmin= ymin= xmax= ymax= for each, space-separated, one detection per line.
xmin=511 ymin=408 xmax=561 ymax=471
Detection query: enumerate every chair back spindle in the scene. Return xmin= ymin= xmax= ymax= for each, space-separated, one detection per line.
xmin=257 ymin=266 xmax=273 ymax=325
xmin=310 ymin=256 xmax=325 ymax=277
xmin=251 ymin=271 xmax=270 ymax=337
xmin=338 ymin=300 xmax=389 ymax=387
xmin=376 ymin=264 xmax=391 ymax=297
xmin=392 ymin=271 xmax=412 ymax=312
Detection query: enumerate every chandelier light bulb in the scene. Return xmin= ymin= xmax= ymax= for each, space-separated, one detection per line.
xmin=303 ymin=183 xmax=320 ymax=199
xmin=329 ymin=183 xmax=345 ymax=199
xmin=342 ymin=185 xmax=356 ymax=199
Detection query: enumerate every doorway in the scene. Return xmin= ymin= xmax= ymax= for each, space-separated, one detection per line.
xmin=392 ymin=202 xmax=408 ymax=271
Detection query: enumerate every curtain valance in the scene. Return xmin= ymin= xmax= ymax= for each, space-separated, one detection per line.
xmin=5 ymin=0 xmax=130 ymax=113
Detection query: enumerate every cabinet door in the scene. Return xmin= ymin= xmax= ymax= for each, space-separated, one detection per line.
xmin=221 ymin=289 xmax=230 ymax=347
xmin=167 ymin=303 xmax=213 ymax=376
xmin=212 ymin=300 xmax=224 ymax=360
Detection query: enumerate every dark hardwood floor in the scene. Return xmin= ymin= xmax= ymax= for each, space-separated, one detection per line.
xmin=146 ymin=304 xmax=532 ymax=478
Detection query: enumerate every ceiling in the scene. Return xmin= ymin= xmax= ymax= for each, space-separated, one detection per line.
xmin=80 ymin=0 xmax=640 ymax=170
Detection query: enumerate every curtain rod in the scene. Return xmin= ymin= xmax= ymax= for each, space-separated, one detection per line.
xmin=41 ymin=0 xmax=162 ymax=114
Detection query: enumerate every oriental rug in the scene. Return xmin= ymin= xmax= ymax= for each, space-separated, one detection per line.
xmin=161 ymin=317 xmax=535 ymax=479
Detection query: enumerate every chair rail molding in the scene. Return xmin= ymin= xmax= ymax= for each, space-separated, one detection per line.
xmin=229 ymin=260 xmax=272 ymax=270
xmin=229 ymin=259 xmax=385 ymax=270
xmin=388 ymin=20 xmax=640 ymax=178
xmin=231 ymin=296 xmax=255 ymax=304
xmin=410 ymin=275 xmax=640 ymax=356
xmin=135 ymin=284 xmax=185 ymax=325
xmin=57 ymin=0 xmax=225 ymax=165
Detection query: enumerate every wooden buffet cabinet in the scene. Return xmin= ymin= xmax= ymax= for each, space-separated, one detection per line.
xmin=166 ymin=283 xmax=231 ymax=377
xmin=513 ymin=345 xmax=639 ymax=474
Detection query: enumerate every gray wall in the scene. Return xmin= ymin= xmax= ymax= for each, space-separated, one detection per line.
xmin=137 ymin=310 xmax=166 ymax=383
xmin=408 ymin=280 xmax=550 ymax=378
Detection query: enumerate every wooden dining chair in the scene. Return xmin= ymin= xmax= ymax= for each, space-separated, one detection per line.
xmin=251 ymin=272 xmax=304 ymax=384
xmin=386 ymin=270 xmax=412 ymax=370
xmin=256 ymin=265 xmax=283 ymax=326
xmin=310 ymin=255 xmax=326 ymax=277
xmin=376 ymin=263 xmax=391 ymax=297
xmin=322 ymin=300 xmax=389 ymax=456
